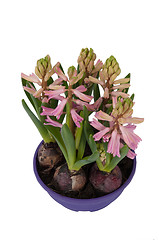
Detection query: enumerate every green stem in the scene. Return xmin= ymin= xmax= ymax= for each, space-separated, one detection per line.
xmin=66 ymin=85 xmax=75 ymax=134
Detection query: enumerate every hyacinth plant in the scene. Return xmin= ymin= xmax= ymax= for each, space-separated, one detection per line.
xmin=21 ymin=48 xmax=143 ymax=193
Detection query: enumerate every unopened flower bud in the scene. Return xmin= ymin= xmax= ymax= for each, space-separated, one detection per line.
xmin=77 ymin=47 xmax=96 ymax=74
xmin=123 ymin=101 xmax=129 ymax=112
xmin=108 ymin=66 xmax=114 ymax=76
xmin=92 ymin=53 xmax=96 ymax=61
xmin=35 ymin=55 xmax=52 ymax=79
xmin=118 ymin=103 xmax=123 ymax=115
xmin=88 ymin=48 xmax=93 ymax=59
xmin=87 ymin=60 xmax=94 ymax=73
xmin=84 ymin=57 xmax=90 ymax=67
xmin=103 ymin=56 xmax=121 ymax=81
xmin=68 ymin=66 xmax=76 ymax=79
xmin=35 ymin=66 xmax=43 ymax=79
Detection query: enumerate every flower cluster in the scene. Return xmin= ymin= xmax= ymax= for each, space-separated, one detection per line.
xmin=21 ymin=48 xmax=144 ymax=172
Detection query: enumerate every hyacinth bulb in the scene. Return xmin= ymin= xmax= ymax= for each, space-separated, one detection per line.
xmin=38 ymin=142 xmax=63 ymax=170
xmin=89 ymin=163 xmax=122 ymax=193
xmin=54 ymin=163 xmax=86 ymax=192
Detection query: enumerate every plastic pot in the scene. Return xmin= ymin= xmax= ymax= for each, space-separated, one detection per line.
xmin=33 ymin=141 xmax=136 ymax=212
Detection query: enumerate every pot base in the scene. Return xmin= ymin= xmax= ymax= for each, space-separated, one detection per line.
xmin=33 ymin=141 xmax=136 ymax=211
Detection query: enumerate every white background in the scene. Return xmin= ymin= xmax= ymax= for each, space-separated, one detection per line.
xmin=0 ymin=0 xmax=158 ymax=239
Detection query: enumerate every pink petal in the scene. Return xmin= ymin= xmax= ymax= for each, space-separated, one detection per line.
xmin=112 ymin=96 xmax=117 ymax=108
xmin=127 ymin=149 xmax=137 ymax=159
xmin=49 ymin=85 xmax=65 ymax=90
xmin=71 ymin=109 xmax=83 ymax=127
xmin=73 ymin=99 xmax=94 ymax=111
xmin=41 ymin=106 xmax=55 ymax=116
xmin=44 ymin=116 xmax=62 ymax=128
xmin=75 ymin=85 xmax=87 ymax=92
xmin=72 ymin=89 xmax=93 ymax=102
xmin=103 ymin=133 xmax=111 ymax=142
xmin=69 ymin=70 xmax=84 ymax=85
xmin=90 ymin=119 xmax=105 ymax=131
xmin=103 ymin=87 xmax=109 ymax=98
xmin=51 ymin=98 xmax=68 ymax=119
xmin=33 ymin=87 xmax=44 ymax=98
xmin=23 ymin=86 xmax=36 ymax=95
xmin=55 ymin=67 xmax=68 ymax=81
xmin=111 ymin=91 xmax=129 ymax=98
xmin=21 ymin=73 xmax=41 ymax=85
xmin=91 ymin=97 xmax=103 ymax=110
xmin=113 ymin=78 xmax=130 ymax=84
xmin=88 ymin=76 xmax=102 ymax=85
xmin=91 ymin=59 xmax=103 ymax=74
xmin=42 ymin=97 xmax=49 ymax=103
xmin=50 ymin=78 xmax=64 ymax=86
xmin=125 ymin=124 xmax=136 ymax=131
xmin=119 ymin=125 xmax=142 ymax=150
xmin=112 ymin=84 xmax=130 ymax=90
xmin=95 ymin=110 xmax=113 ymax=121
xmin=107 ymin=129 xmax=121 ymax=157
xmin=93 ymin=127 xmax=110 ymax=141
xmin=123 ymin=117 xmax=144 ymax=124
xmin=44 ymin=88 xmax=66 ymax=100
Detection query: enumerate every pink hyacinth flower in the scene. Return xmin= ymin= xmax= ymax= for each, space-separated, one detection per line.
xmin=72 ymin=88 xmax=93 ymax=102
xmin=119 ymin=125 xmax=142 ymax=150
xmin=75 ymin=85 xmax=87 ymax=92
xmin=41 ymin=106 xmax=55 ymax=116
xmin=107 ymin=129 xmax=121 ymax=157
xmin=50 ymin=98 xmax=68 ymax=119
xmin=55 ymin=67 xmax=68 ymax=81
xmin=90 ymin=118 xmax=106 ymax=131
xmin=21 ymin=73 xmax=41 ymax=85
xmin=23 ymin=83 xmax=36 ymax=95
xmin=91 ymin=97 xmax=103 ymax=110
xmin=44 ymin=88 xmax=66 ymax=101
xmin=41 ymin=98 xmax=68 ymax=119
xmin=71 ymin=109 xmax=83 ymax=127
xmin=95 ymin=110 xmax=113 ymax=121
xmin=127 ymin=149 xmax=137 ymax=159
xmin=44 ymin=116 xmax=62 ymax=128
xmin=73 ymin=99 xmax=95 ymax=111
xmin=93 ymin=128 xmax=110 ymax=142
xmin=91 ymin=118 xmax=110 ymax=141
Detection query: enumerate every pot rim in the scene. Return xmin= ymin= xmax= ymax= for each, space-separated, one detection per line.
xmin=33 ymin=140 xmax=136 ymax=204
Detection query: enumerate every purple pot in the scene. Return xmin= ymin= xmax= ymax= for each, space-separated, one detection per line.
xmin=33 ymin=141 xmax=136 ymax=212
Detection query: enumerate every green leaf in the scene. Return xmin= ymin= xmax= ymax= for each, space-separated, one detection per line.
xmin=86 ymin=83 xmax=94 ymax=96
xmin=75 ymin=122 xmax=83 ymax=149
xmin=130 ymin=93 xmax=135 ymax=101
xmin=61 ymin=124 xmax=76 ymax=169
xmin=83 ymin=105 xmax=89 ymax=121
xmin=47 ymin=76 xmax=53 ymax=86
xmin=59 ymin=64 xmax=65 ymax=74
xmin=77 ymin=64 xmax=80 ymax=74
xmin=72 ymin=151 xmax=99 ymax=171
xmin=93 ymin=84 xmax=100 ymax=101
xmin=28 ymin=91 xmax=41 ymax=119
xmin=22 ymin=78 xmax=36 ymax=111
xmin=22 ymin=99 xmax=52 ymax=143
xmin=84 ymin=121 xmax=97 ymax=152
xmin=88 ymin=134 xmax=97 ymax=153
xmin=44 ymin=125 xmax=68 ymax=161
xmin=77 ymin=132 xmax=86 ymax=161
xmin=49 ymin=98 xmax=58 ymax=109
xmin=122 ymin=73 xmax=131 ymax=94
xmin=104 ymin=145 xmax=129 ymax=172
